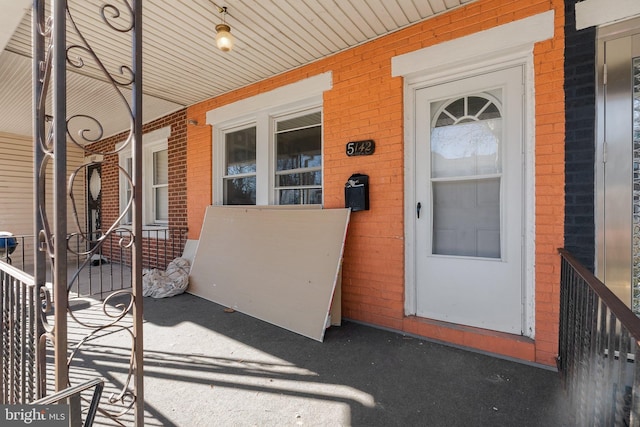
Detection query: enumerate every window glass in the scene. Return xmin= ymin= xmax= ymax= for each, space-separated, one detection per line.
xmin=431 ymin=120 xmax=501 ymax=177
xmin=277 ymin=171 xmax=322 ymax=187
xmin=277 ymin=111 xmax=322 ymax=132
xmin=275 ymin=111 xmax=322 ymax=205
xmin=276 ymin=127 xmax=322 ymax=171
xmin=117 ymin=127 xmax=170 ymax=227
xmin=155 ymin=186 xmax=169 ymax=221
xmin=224 ymin=177 xmax=256 ymax=205
xmin=432 ymin=179 xmax=500 ymax=258
xmin=431 ymin=94 xmax=502 ymax=258
xmin=225 ymin=127 xmax=256 ymax=175
xmin=431 ymin=94 xmax=502 ymax=178
xmin=217 ymin=107 xmax=322 ymax=206
xmin=124 ymin=157 xmax=133 ymax=224
xmin=223 ymin=126 xmax=257 ymax=205
xmin=445 ymin=98 xmax=464 ymax=118
xmin=279 ymin=188 xmax=323 ymax=205
xmin=153 ymin=149 xmax=168 ymax=222
xmin=153 ymin=150 xmax=168 ymax=185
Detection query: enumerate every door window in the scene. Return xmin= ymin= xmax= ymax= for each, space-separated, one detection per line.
xmin=430 ymin=93 xmax=503 ymax=258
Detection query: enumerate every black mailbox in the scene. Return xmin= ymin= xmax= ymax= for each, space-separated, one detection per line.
xmin=345 ymin=173 xmax=369 ymax=211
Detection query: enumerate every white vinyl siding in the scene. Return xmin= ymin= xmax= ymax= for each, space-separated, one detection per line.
xmin=0 ymin=132 xmax=86 ymax=270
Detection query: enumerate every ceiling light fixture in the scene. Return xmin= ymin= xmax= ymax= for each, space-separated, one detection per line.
xmin=215 ymin=6 xmax=234 ymax=52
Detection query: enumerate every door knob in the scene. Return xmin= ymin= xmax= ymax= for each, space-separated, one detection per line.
xmin=417 ymin=202 xmax=422 ymax=218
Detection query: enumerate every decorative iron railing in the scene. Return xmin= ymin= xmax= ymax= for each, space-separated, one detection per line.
xmin=102 ymin=227 xmax=189 ymax=271
xmin=558 ymin=249 xmax=640 ymax=426
xmin=32 ymin=377 xmax=104 ymax=427
xmin=31 ymin=0 xmax=144 ymax=424
xmin=0 ymin=260 xmax=43 ymax=405
xmin=0 ymin=229 xmax=187 ymax=299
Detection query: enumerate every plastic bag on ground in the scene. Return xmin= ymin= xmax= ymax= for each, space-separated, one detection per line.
xmin=142 ymin=257 xmax=191 ymax=298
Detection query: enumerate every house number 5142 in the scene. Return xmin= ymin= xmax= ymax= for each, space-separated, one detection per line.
xmin=346 ymin=139 xmax=375 ymax=156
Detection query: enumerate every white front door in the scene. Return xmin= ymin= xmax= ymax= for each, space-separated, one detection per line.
xmin=414 ymin=66 xmax=524 ymax=334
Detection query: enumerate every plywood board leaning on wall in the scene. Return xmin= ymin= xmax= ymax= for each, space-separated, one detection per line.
xmin=188 ymin=206 xmax=350 ymax=342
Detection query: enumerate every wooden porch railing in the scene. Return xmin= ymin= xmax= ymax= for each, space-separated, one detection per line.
xmin=558 ymin=249 xmax=640 ymax=426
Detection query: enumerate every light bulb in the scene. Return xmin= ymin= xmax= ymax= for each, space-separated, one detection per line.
xmin=215 ymin=24 xmax=234 ymax=52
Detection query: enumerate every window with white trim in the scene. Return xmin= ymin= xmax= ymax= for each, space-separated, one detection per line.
xmin=118 ymin=126 xmax=170 ymax=227
xmin=223 ymin=125 xmax=257 ymax=204
xmin=218 ymin=107 xmax=323 ymax=206
xmin=151 ymin=147 xmax=169 ymax=222
xmin=274 ymin=111 xmax=322 ymax=205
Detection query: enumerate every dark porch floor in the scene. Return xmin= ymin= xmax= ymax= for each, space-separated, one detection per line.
xmin=70 ymin=292 xmax=571 ymax=426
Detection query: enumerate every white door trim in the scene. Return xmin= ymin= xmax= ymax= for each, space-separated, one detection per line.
xmin=576 ymin=0 xmax=640 ymax=30
xmin=391 ymin=11 xmax=554 ymax=79
xmin=400 ymin=52 xmax=537 ymax=338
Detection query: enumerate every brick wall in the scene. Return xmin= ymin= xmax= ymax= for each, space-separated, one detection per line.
xmin=100 ymin=228 xmax=188 ymax=271
xmin=564 ymin=0 xmax=596 ymax=271
xmin=532 ymin=1 xmax=566 ymax=366
xmin=87 ymin=109 xmax=188 ymax=267
xmin=88 ymin=109 xmax=188 ymax=231
xmin=186 ymin=0 xmax=565 ymax=366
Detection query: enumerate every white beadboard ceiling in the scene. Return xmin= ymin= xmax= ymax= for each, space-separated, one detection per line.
xmin=0 ymin=0 xmax=476 ymax=139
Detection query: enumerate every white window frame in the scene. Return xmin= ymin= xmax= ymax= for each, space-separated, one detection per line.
xmin=273 ymin=110 xmax=323 ymax=205
xmin=215 ymin=105 xmax=322 ymax=206
xmin=117 ymin=126 xmax=170 ymax=229
xmin=221 ymin=121 xmax=258 ymax=205
xmin=207 ymin=72 xmax=332 ymax=206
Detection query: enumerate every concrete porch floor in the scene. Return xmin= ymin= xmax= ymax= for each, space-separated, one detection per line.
xmin=65 ymin=292 xmax=572 ymax=427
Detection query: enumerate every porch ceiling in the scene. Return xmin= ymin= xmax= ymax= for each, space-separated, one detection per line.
xmin=0 ymin=0 xmax=476 ymax=139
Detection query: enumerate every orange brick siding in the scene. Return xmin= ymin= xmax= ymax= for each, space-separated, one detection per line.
xmin=185 ymin=118 xmax=212 ymax=240
xmin=186 ymin=0 xmax=565 ymax=366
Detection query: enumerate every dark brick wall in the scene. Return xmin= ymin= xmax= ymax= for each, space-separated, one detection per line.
xmin=564 ymin=0 xmax=596 ymax=271
xmin=86 ymin=109 xmax=188 ymax=232
xmin=85 ymin=109 xmax=189 ymax=268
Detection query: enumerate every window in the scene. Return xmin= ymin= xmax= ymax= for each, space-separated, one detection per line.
xmin=209 ymin=73 xmax=331 ymax=206
xmin=223 ymin=126 xmax=257 ymax=205
xmin=152 ymin=148 xmax=169 ymax=222
xmin=274 ymin=112 xmax=322 ymax=205
xmin=217 ymin=107 xmax=323 ymax=206
xmin=430 ymin=93 xmax=503 ymax=258
xmin=118 ymin=126 xmax=170 ymax=227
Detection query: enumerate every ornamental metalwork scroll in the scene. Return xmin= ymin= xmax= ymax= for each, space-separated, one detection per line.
xmin=32 ymin=0 xmax=144 ymax=425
